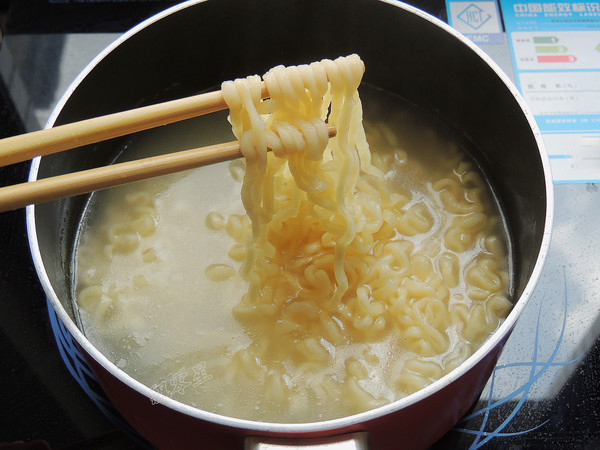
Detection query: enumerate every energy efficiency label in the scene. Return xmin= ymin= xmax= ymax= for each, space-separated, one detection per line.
xmin=500 ymin=0 xmax=600 ymax=183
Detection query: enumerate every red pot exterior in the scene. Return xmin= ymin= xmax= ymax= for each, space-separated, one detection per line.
xmin=85 ymin=330 xmax=510 ymax=450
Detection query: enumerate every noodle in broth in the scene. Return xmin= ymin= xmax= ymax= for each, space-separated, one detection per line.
xmin=73 ymin=56 xmax=512 ymax=423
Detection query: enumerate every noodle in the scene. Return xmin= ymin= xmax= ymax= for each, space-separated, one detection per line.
xmin=206 ymin=54 xmax=511 ymax=417
xmin=74 ymin=55 xmax=512 ymax=423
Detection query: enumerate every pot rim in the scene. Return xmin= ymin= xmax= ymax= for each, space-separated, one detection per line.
xmin=26 ymin=0 xmax=555 ymax=434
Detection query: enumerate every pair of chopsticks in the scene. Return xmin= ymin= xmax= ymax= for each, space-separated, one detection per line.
xmin=0 ymin=84 xmax=336 ymax=212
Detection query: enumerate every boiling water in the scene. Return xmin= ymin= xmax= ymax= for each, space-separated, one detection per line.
xmin=73 ymin=85 xmax=512 ymax=423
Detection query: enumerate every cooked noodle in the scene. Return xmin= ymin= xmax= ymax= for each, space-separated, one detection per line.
xmin=74 ymin=55 xmax=512 ymax=423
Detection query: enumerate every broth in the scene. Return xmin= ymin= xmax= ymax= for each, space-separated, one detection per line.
xmin=73 ymin=85 xmax=512 ymax=423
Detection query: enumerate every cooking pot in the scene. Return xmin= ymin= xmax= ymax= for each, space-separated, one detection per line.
xmin=27 ymin=0 xmax=553 ymax=448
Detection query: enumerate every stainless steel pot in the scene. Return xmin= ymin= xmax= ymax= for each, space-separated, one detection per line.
xmin=27 ymin=0 xmax=554 ymax=448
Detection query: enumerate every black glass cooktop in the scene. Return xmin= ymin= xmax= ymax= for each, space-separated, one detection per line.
xmin=0 ymin=1 xmax=598 ymax=449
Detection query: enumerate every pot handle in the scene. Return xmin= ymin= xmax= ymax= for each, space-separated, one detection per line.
xmin=244 ymin=432 xmax=368 ymax=449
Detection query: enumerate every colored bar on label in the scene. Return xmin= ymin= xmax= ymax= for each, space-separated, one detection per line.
xmin=533 ymin=36 xmax=559 ymax=44
xmin=537 ymin=54 xmax=577 ymax=63
xmin=535 ymin=45 xmax=568 ymax=53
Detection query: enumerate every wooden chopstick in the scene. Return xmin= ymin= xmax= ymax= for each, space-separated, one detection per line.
xmin=0 ymin=124 xmax=336 ymax=212
xmin=0 ymin=83 xmax=270 ymax=167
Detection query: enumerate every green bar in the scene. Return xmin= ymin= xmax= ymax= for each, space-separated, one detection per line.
xmin=535 ymin=45 xmax=568 ymax=53
xmin=533 ymin=36 xmax=559 ymax=44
